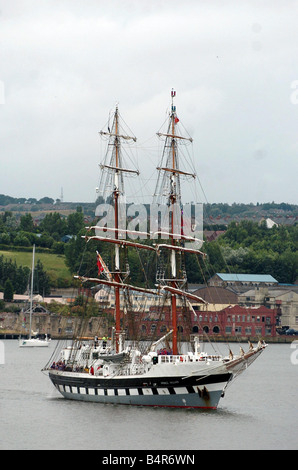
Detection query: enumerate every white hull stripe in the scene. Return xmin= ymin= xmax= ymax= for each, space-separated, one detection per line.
xmin=56 ymin=382 xmax=227 ymax=396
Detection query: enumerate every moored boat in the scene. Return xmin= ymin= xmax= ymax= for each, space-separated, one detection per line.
xmin=19 ymin=245 xmax=51 ymax=348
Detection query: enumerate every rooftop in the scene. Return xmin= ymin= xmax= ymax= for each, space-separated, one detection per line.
xmin=214 ymin=273 xmax=278 ymax=283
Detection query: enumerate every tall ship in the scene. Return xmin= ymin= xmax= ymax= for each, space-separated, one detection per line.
xmin=43 ymin=91 xmax=267 ymax=409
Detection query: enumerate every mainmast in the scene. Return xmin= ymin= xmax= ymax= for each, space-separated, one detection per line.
xmin=169 ymin=90 xmax=178 ymax=355
xmin=154 ymin=90 xmax=195 ymax=355
xmin=113 ymin=107 xmax=121 ymax=353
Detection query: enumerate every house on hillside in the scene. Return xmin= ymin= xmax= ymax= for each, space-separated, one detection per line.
xmin=204 ymin=230 xmax=226 ymax=242
xmin=61 ymin=235 xmax=74 ymax=243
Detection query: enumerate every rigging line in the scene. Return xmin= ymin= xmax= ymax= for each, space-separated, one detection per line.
xmin=120 ymin=142 xmax=139 ymax=169
xmin=42 ymin=339 xmax=64 ymax=371
xmin=188 ymin=255 xmax=225 ymax=351
xmin=202 ymin=226 xmax=234 ymax=282
xmin=156 ymin=114 xmax=169 ymax=135
xmin=179 ymin=145 xmax=197 ymax=176
xmin=192 ymin=166 xmax=234 ymax=280
xmin=178 ymin=119 xmax=193 ymax=143
xmin=99 ymin=110 xmax=114 ymax=137
xmin=198 ymin=257 xmax=231 ymax=349
xmin=194 ymin=253 xmax=209 ymax=287
xmin=182 ymin=362 xmax=226 ymax=382
xmin=129 ymin=169 xmax=157 ymax=198
xmin=135 ymin=133 xmax=159 ymax=148
xmin=147 ymin=292 xmax=170 ymax=352
xmin=198 ymin=254 xmax=216 ymax=294
xmin=117 ymin=109 xmax=137 ymax=142
xmin=134 ymin=247 xmax=150 ymax=288
xmin=76 ymin=236 xmax=89 ymax=277
xmin=189 ymin=141 xmax=198 ymax=176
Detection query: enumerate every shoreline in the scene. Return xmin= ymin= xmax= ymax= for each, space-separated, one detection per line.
xmin=0 ymin=332 xmax=295 ymax=344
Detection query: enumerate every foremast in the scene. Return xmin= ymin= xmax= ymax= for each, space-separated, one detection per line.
xmin=99 ymin=106 xmax=138 ymax=353
xmin=83 ymin=106 xmax=160 ymax=353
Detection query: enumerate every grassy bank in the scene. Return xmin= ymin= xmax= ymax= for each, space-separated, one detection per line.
xmin=0 ymin=250 xmax=73 ymax=287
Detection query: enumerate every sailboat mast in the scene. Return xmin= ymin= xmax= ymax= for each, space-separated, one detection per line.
xmin=170 ymin=90 xmax=178 ymax=355
xmin=29 ymin=244 xmax=35 ymax=340
xmin=113 ymin=106 xmax=121 ymax=353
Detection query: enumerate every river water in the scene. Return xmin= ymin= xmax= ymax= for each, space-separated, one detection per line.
xmin=0 ymin=340 xmax=297 ymax=451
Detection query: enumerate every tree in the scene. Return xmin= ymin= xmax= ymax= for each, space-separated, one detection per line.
xmin=38 ymin=197 xmax=54 ymax=204
xmin=39 ymin=212 xmax=67 ymax=238
xmin=214 ymin=221 xmax=298 ymax=284
xmin=35 ymin=259 xmax=51 ymax=296
xmin=4 ymin=279 xmax=14 ymax=301
xmin=20 ymin=213 xmax=35 ymax=232
xmin=0 ymin=232 xmax=10 ymax=244
xmin=67 ymin=209 xmax=84 ymax=235
xmin=15 ymin=265 xmax=30 ymax=293
xmin=3 ymin=212 xmax=17 ymax=230
xmin=14 ymin=232 xmax=31 ymax=247
xmin=37 ymin=232 xmax=54 ymax=248
xmin=0 ymin=255 xmax=30 ymax=294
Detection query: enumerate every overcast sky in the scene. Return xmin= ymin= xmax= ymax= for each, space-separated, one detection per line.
xmin=0 ymin=0 xmax=297 ymax=205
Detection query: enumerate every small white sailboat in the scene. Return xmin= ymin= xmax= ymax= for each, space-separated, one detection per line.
xmin=19 ymin=245 xmax=51 ymax=348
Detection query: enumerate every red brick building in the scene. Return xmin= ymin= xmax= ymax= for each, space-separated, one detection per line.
xmin=135 ymin=304 xmax=277 ymax=340
xmin=191 ymin=305 xmax=277 ymax=338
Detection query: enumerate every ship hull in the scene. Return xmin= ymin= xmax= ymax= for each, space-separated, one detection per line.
xmin=49 ymin=370 xmax=232 ymax=409
xmin=19 ymin=339 xmax=50 ymax=347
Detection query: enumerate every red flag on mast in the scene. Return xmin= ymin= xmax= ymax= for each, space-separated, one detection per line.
xmin=96 ymin=252 xmax=104 ymax=275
